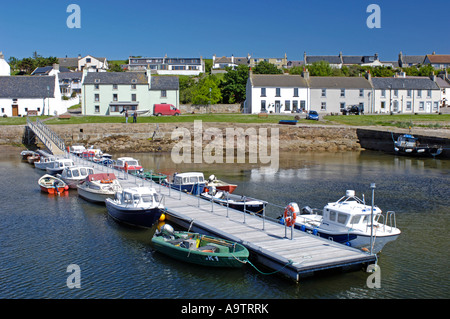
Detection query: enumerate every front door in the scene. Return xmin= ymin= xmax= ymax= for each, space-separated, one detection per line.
xmin=275 ymin=101 xmax=280 ymax=113
xmin=12 ymin=105 xmax=18 ymax=116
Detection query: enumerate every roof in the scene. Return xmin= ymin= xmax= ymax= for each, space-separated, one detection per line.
xmin=83 ymin=72 xmax=148 ymax=85
xmin=306 ymin=56 xmax=342 ymax=64
xmin=401 ymin=55 xmax=425 ymax=65
xmin=250 ymin=74 xmax=308 ymax=87
xmin=150 ymin=76 xmax=179 ymax=90
xmin=58 ymin=57 xmax=79 ymax=68
xmin=342 ymin=56 xmax=377 ymax=64
xmin=425 ymin=54 xmax=450 ymax=64
xmin=371 ymin=77 xmax=440 ymax=90
xmin=0 ymin=76 xmax=56 ymax=98
xmin=32 ymin=66 xmax=71 ymax=75
xmin=58 ymin=72 xmax=82 ymax=80
xmin=435 ymin=77 xmax=450 ymax=88
xmin=309 ymin=77 xmax=373 ymax=89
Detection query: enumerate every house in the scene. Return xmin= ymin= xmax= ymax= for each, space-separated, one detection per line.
xmin=304 ymin=52 xmax=383 ymax=68
xmin=435 ymin=72 xmax=450 ymax=108
xmin=78 ymin=55 xmax=108 ymax=72
xmin=81 ymin=69 xmax=179 ymax=115
xmin=370 ymin=75 xmax=441 ymax=114
xmin=423 ymin=52 xmax=450 ymax=70
xmin=212 ymin=54 xmax=250 ymax=70
xmin=249 ymin=54 xmax=288 ymax=69
xmin=308 ymin=73 xmax=373 ymax=114
xmin=0 ymin=75 xmax=65 ymax=117
xmin=58 ymin=57 xmax=79 ymax=70
xmin=398 ymin=52 xmax=425 ymax=68
xmin=31 ymin=65 xmax=71 ymax=76
xmin=59 ymin=72 xmax=82 ymax=97
xmin=128 ymin=56 xmax=205 ymax=75
xmin=0 ymin=52 xmax=11 ymax=76
xmin=244 ymin=71 xmax=309 ymax=114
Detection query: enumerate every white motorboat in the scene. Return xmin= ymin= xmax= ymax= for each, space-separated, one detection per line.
xmin=161 ymin=172 xmax=206 ymax=195
xmin=113 ymin=157 xmax=143 ymax=174
xmin=46 ymin=158 xmax=75 ymax=175
xmin=200 ymin=187 xmax=266 ymax=214
xmin=34 ymin=156 xmax=57 ymax=170
xmin=105 ymin=186 xmax=164 ymax=228
xmin=57 ymin=166 xmax=95 ymax=189
xmin=69 ymin=145 xmax=86 ymax=157
xmin=77 ymin=173 xmax=122 ymax=204
xmin=281 ymin=190 xmax=401 ymax=253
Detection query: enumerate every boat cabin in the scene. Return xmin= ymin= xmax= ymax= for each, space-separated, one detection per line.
xmin=69 ymin=145 xmax=86 ymax=156
xmin=49 ymin=159 xmax=75 ymax=169
xmin=114 ymin=157 xmax=143 ymax=172
xmin=115 ymin=187 xmax=161 ymax=207
xmin=322 ymin=190 xmax=382 ymax=229
xmin=173 ymin=172 xmax=205 ymax=185
xmin=395 ymin=134 xmax=418 ymax=148
xmin=61 ymin=166 xmax=94 ymax=179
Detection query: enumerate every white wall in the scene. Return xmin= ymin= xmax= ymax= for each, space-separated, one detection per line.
xmin=247 ymin=86 xmax=309 ymax=114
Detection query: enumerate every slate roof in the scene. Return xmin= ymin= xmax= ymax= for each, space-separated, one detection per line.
xmin=150 ymin=76 xmax=179 ymax=90
xmin=58 ymin=72 xmax=82 ymax=80
xmin=401 ymin=55 xmax=425 ymax=65
xmin=309 ymin=77 xmax=373 ymax=89
xmin=435 ymin=77 xmax=450 ymax=88
xmin=371 ymin=77 xmax=440 ymax=90
xmin=83 ymin=72 xmax=148 ymax=85
xmin=250 ymin=74 xmax=308 ymax=87
xmin=32 ymin=66 xmax=71 ymax=75
xmin=342 ymin=56 xmax=376 ymax=65
xmin=306 ymin=56 xmax=342 ymax=64
xmin=58 ymin=57 xmax=79 ymax=68
xmin=0 ymin=76 xmax=55 ymax=98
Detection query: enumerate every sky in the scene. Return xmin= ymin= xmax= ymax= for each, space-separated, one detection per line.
xmin=1 ymin=0 xmax=449 ymax=62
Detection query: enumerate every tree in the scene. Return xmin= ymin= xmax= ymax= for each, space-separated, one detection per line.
xmin=220 ymin=65 xmax=249 ymax=103
xmin=179 ymin=75 xmax=196 ymax=104
xmin=305 ymin=61 xmax=333 ymax=76
xmin=253 ymin=61 xmax=282 ymax=74
xmin=191 ymin=75 xmax=222 ymax=105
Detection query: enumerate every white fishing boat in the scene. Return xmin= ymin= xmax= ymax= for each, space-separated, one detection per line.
xmin=105 ymin=186 xmax=164 ymax=228
xmin=34 ymin=156 xmax=57 ymax=170
xmin=57 ymin=166 xmax=95 ymax=189
xmin=46 ymin=158 xmax=75 ymax=175
xmin=77 ymin=173 xmax=122 ymax=204
xmin=281 ymin=189 xmax=401 ymax=253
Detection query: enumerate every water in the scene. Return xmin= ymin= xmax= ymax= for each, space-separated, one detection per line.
xmin=1 ymin=149 xmax=449 ymax=299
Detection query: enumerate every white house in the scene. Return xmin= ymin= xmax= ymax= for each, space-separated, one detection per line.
xmin=212 ymin=54 xmax=250 ymax=70
xmin=78 ymin=55 xmax=108 ymax=72
xmin=371 ymin=75 xmax=441 ymax=114
xmin=0 ymin=52 xmax=11 ymax=76
xmin=128 ymin=56 xmax=204 ymax=76
xmin=435 ymin=73 xmax=450 ymax=108
xmin=245 ymin=71 xmax=309 ymax=114
xmin=0 ymin=75 xmax=68 ymax=117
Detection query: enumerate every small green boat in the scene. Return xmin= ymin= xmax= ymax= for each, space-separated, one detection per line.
xmin=139 ymin=171 xmax=167 ymax=183
xmin=151 ymin=225 xmax=249 ymax=268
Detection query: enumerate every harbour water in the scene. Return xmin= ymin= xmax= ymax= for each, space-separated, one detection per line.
xmin=1 ymin=148 xmax=449 ymax=299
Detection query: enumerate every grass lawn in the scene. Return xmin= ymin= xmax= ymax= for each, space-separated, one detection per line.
xmin=1 ymin=113 xmax=449 ymax=128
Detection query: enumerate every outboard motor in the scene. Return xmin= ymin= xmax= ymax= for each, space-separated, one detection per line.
xmin=161 ymin=224 xmax=175 ymax=237
xmin=208 ymin=174 xmax=216 ymax=182
xmin=301 ymin=206 xmax=313 ymax=215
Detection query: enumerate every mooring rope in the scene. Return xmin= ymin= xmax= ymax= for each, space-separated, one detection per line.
xmin=231 ymin=254 xmax=294 ymax=276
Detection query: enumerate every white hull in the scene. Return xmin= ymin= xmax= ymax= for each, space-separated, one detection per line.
xmin=77 ymin=185 xmax=115 ymax=204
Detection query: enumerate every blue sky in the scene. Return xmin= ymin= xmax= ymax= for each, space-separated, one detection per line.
xmin=1 ymin=0 xmax=449 ymax=62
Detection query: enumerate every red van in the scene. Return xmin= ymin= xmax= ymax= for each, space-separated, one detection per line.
xmin=153 ymin=104 xmax=180 ymax=116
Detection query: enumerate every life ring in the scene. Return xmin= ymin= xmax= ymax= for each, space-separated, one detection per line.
xmin=101 ymin=179 xmax=113 ymax=184
xmin=284 ymin=204 xmax=297 ymax=227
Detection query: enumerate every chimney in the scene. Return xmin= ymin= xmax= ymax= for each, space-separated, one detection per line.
xmin=432 ymin=51 xmax=436 ymax=55
xmin=303 ymin=51 xmax=307 ymax=64
xmin=53 ymin=63 xmax=59 ymax=71
xmin=365 ymin=70 xmax=371 ymax=81
xmin=374 ymin=53 xmax=379 ymax=61
xmin=302 ymin=68 xmax=310 ymax=81
xmin=146 ymin=66 xmax=152 ymax=88
xmin=231 ymin=54 xmax=234 ymax=64
xmin=78 ymin=54 xmax=81 ymax=59
xmin=430 ymin=72 xmax=436 ymax=82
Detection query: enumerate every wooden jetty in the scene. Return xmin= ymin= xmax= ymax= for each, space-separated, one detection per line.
xmin=26 ymin=119 xmax=377 ymax=282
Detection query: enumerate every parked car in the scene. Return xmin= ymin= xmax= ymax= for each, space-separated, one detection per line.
xmin=153 ymin=104 xmax=180 ymax=116
xmin=306 ymin=110 xmax=319 ymax=121
xmin=342 ymin=105 xmax=361 ymax=115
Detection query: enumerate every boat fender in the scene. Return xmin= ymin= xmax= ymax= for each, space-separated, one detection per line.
xmin=313 ymin=229 xmax=319 ymax=236
xmin=101 ymin=179 xmax=113 ymax=184
xmin=284 ymin=203 xmax=298 ymax=227
xmin=300 ymin=225 xmax=306 ymax=232
xmin=345 ymin=242 xmax=351 ymax=247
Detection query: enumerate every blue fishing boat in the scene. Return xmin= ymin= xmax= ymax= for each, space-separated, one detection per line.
xmin=162 ymin=172 xmax=206 ymax=195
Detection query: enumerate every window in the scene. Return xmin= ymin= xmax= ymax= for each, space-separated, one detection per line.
xmin=350 ymin=215 xmax=361 ymax=225
xmin=417 ymin=90 xmax=422 ymax=97
xmin=293 ymin=88 xmax=299 ymax=97
xmin=393 ymin=101 xmax=398 ymax=112
xmin=393 ymin=89 xmax=398 ymax=97
xmin=86 ymin=58 xmax=91 ymax=63
xmin=95 ymin=105 xmax=100 ymax=113
xmin=427 ymin=90 xmax=431 ymax=98
xmin=433 ymin=102 xmax=439 ymax=110
xmin=337 ymin=213 xmax=348 ymax=225
xmin=275 ymin=88 xmax=281 ymax=97
xmin=131 ymin=94 xmax=136 ymax=102
xmin=328 ymin=210 xmax=336 ymax=221
xmin=131 ymin=84 xmax=136 ymax=90
xmin=113 ymin=84 xmax=118 ymax=90
xmin=94 ymin=79 xmax=100 ymax=83
xmin=321 ymin=102 xmax=326 ymax=110
xmin=321 ymin=89 xmax=326 ymax=97
xmin=340 ymin=102 xmax=346 ymax=111
xmin=260 ymin=100 xmax=266 ymax=111
xmin=406 ymin=101 xmax=412 ymax=110
xmin=359 ymin=89 xmax=364 ymax=97
xmin=419 ymin=101 xmax=424 ymax=110
xmin=161 ymin=90 xmax=167 ymax=98
xmin=300 ymin=100 xmax=306 ymax=111
xmin=381 ymin=89 xmax=386 ymax=97
xmin=94 ymin=94 xmax=99 ymax=102
xmin=261 ymin=88 xmax=266 ymax=97
xmin=381 ymin=101 xmax=385 ymax=109
xmin=340 ymin=89 xmax=345 ymax=97
xmin=285 ymin=100 xmax=290 ymax=111
xmin=407 ymin=89 xmax=412 ymax=97
xmin=113 ymin=94 xmax=118 ymax=101
xmin=94 ymin=84 xmax=99 ymax=90
xmin=293 ymin=100 xmax=298 ymax=111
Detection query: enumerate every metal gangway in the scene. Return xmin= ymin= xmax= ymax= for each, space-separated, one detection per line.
xmin=26 ymin=118 xmax=66 ymax=156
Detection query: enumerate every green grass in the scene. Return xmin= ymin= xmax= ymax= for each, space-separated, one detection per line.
xmin=323 ymin=114 xmax=450 ymax=128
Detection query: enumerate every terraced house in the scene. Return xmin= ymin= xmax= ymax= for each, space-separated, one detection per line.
xmin=81 ymin=69 xmax=179 ymax=115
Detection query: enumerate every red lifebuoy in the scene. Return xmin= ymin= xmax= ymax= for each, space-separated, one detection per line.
xmin=284 ymin=204 xmax=297 ymax=227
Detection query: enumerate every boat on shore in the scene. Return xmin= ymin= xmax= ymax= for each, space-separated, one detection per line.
xmin=105 ymin=186 xmax=164 ymax=228
xmin=162 ymin=172 xmax=206 ymax=195
xmin=57 ymin=166 xmax=95 ymax=189
xmin=393 ymin=133 xmax=443 ymax=157
xmin=206 ymin=175 xmax=237 ymax=194
xmin=77 ymin=173 xmax=122 ymax=203
xmin=152 ymin=224 xmax=249 ymax=268
xmin=200 ymin=188 xmax=267 ymax=214
xmin=20 ymin=150 xmax=37 ymax=161
xmin=280 ymin=190 xmax=401 ymax=253
xmin=38 ymin=174 xmax=69 ymax=195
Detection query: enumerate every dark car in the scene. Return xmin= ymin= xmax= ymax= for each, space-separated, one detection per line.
xmin=342 ymin=105 xmax=361 ymax=115
xmin=306 ymin=110 xmax=319 ymax=121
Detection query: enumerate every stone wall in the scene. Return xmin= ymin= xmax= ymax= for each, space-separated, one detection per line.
xmin=180 ymin=104 xmax=240 ymax=114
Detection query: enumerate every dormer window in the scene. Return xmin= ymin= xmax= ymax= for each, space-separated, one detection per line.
xmin=95 ymin=79 xmax=100 ymax=83
xmin=131 ymin=79 xmax=137 ymax=83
